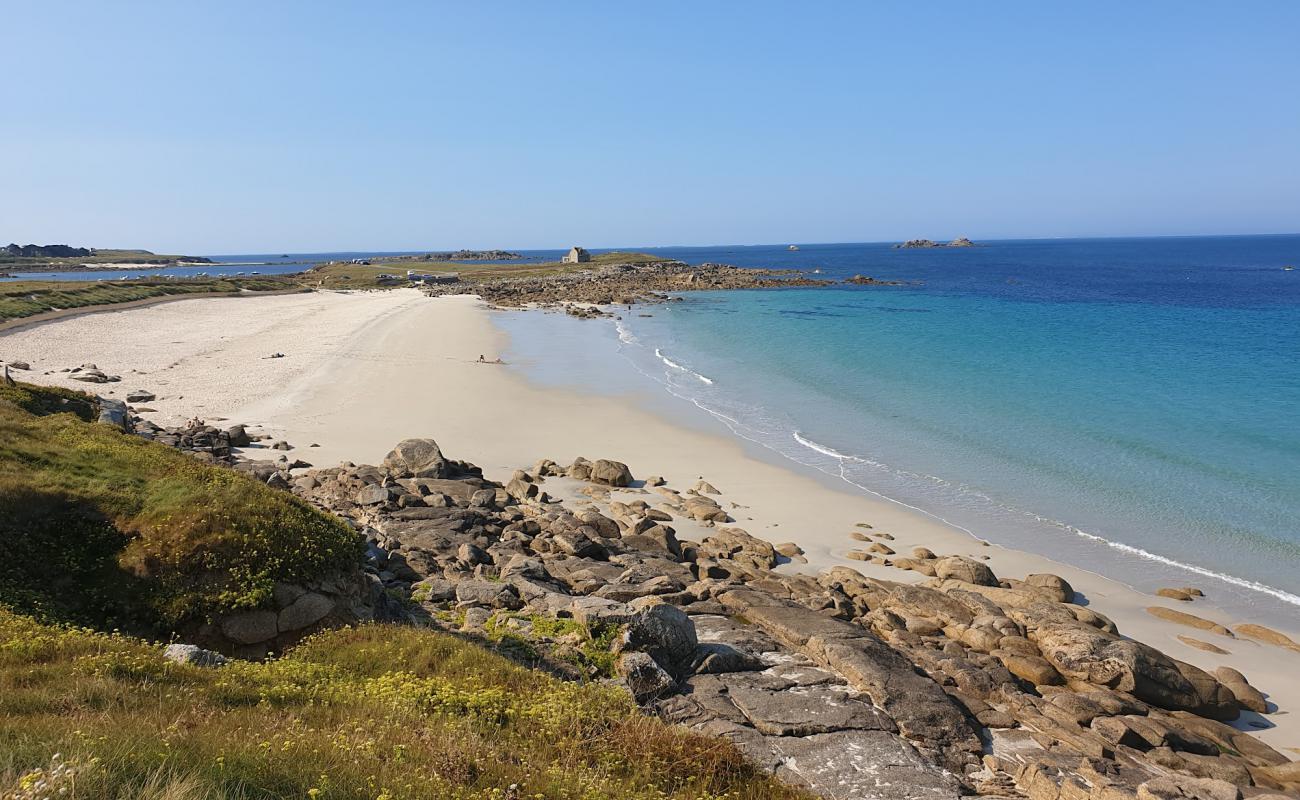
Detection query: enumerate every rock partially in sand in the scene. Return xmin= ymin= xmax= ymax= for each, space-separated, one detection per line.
xmin=382 ymin=438 xmax=448 ymax=478
xmin=1234 ymin=623 xmax=1300 ymax=653
xmin=1159 ymin=588 xmax=1196 ymax=601
xmin=1025 ymin=573 xmax=1075 ymax=603
xmin=224 ymin=425 xmax=251 ymax=447
xmin=589 ymin=458 xmax=633 ymax=487
xmin=774 ymin=542 xmax=804 ymax=558
xmin=1213 ymin=666 xmax=1268 ymax=713
xmin=1179 ymin=635 xmax=1231 ymax=655
xmin=846 ymin=550 xmax=870 ymax=561
xmin=912 ymin=547 xmax=936 ymax=560
xmin=933 ymin=555 xmax=998 ymax=586
xmin=71 ymin=369 xmax=110 ymax=383
xmin=692 ymin=480 xmax=720 ymax=494
xmin=6 ymin=360 xmax=30 ymax=370
xmin=126 ymin=389 xmax=156 ymax=403
xmin=1147 ymin=607 xmax=1234 ymax=637
xmin=850 ymin=531 xmax=872 ymax=542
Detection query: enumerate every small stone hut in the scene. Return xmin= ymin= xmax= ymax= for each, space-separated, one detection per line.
xmin=562 ymin=246 xmax=591 ymax=264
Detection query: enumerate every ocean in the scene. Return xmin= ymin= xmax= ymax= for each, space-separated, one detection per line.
xmin=498 ymin=236 xmax=1300 ymax=626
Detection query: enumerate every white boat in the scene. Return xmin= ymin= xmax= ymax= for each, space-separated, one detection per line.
xmin=788 ymin=245 xmax=799 ymax=251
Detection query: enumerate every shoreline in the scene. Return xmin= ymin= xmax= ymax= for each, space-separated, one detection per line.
xmin=2 ymin=288 xmax=1298 ymax=752
xmin=499 ymin=302 xmax=1300 ymax=624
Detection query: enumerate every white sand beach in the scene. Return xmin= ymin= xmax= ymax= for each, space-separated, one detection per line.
xmin=4 ymin=288 xmax=1298 ymax=751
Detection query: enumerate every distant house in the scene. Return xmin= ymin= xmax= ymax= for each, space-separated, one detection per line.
xmin=562 ymin=246 xmax=591 ymax=264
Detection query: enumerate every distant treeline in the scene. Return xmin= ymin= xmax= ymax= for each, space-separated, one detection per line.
xmin=4 ymin=243 xmax=93 ymax=258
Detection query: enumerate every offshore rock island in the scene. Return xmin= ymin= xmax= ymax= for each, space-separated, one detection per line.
xmin=895 ymin=237 xmax=977 ymax=248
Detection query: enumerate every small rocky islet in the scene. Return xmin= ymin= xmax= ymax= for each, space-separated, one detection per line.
xmin=91 ymin=395 xmax=1300 ymax=800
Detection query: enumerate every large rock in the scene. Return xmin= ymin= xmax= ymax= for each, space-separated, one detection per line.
xmin=163 ymin=643 xmax=228 ymax=668
xmin=933 ymin=556 xmax=998 ymax=586
xmin=728 ymin=681 xmax=893 ymax=736
xmin=1031 ymin=621 xmax=1238 ymax=718
xmin=769 ymin=731 xmax=964 ymax=800
xmin=1213 ymin=667 xmax=1267 ymax=713
xmin=277 ymin=592 xmax=335 ymax=632
xmin=589 ymin=459 xmax=633 ymax=487
xmin=806 ymin=634 xmax=982 ymax=772
xmin=624 ymin=601 xmax=697 ymax=674
xmin=218 ymin=610 xmax=279 ymax=645
xmin=616 ymin=651 xmax=676 ymax=702
xmin=382 ymin=438 xmax=449 ymax=479
xmin=96 ymin=398 xmax=129 ymax=430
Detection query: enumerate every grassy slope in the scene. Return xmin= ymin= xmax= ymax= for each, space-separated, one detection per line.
xmin=0 ymin=277 xmax=302 ymax=323
xmin=303 ymin=251 xmax=670 ymax=289
xmin=0 ymin=382 xmax=363 ymax=630
xmin=0 ymin=615 xmax=806 ymax=800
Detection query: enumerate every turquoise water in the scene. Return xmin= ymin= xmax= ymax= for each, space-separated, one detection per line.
xmin=500 ymin=236 xmax=1300 ymax=624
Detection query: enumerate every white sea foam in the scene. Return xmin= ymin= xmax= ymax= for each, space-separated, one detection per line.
xmin=654 ymin=347 xmax=714 ymax=384
xmin=614 ymin=319 xmax=638 ymax=344
xmin=609 ymin=312 xmax=1300 ymax=611
xmin=793 ymin=431 xmax=865 ymax=461
xmin=794 ymin=435 xmax=1300 ymax=608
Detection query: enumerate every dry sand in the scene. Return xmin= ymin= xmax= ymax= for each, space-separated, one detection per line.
xmin=4 ymin=288 xmax=1298 ymax=750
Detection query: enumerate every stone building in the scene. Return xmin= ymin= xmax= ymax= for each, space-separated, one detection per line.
xmin=562 ymin=246 xmax=591 ymax=264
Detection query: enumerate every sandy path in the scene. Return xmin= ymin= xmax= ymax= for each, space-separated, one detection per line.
xmin=4 ymin=289 xmax=1298 ymax=751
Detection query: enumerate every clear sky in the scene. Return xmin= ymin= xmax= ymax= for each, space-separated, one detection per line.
xmin=3 ymin=1 xmax=1298 ymax=253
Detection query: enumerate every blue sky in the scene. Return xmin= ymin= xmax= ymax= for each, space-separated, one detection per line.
xmin=3 ymin=1 xmax=1298 ymax=252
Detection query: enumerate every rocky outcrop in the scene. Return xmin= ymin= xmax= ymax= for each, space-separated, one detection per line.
xmin=421 ymin=260 xmax=835 ymax=308
xmin=107 ymin=418 xmax=1294 ymax=800
xmin=248 ymin=437 xmax=1294 ymax=800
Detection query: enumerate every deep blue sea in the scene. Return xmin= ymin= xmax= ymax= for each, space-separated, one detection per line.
xmin=499 ymin=236 xmax=1300 ymax=624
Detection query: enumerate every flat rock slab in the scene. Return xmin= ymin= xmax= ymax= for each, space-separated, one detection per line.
xmin=770 ymin=730 xmax=963 ymax=800
xmin=724 ymin=599 xmax=867 ymax=649
xmin=692 ymin=613 xmax=782 ymax=655
xmin=729 ymin=683 xmax=895 ymax=737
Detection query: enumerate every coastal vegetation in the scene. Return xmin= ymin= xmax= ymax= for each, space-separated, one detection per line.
xmin=0 ymin=276 xmax=301 ymax=324
xmin=0 ymin=381 xmax=363 ymax=631
xmin=0 ymin=612 xmax=804 ymax=799
xmin=0 ymin=382 xmax=804 ymax=799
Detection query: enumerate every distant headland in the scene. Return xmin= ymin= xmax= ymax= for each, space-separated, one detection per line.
xmin=1 ymin=243 xmax=213 ymax=270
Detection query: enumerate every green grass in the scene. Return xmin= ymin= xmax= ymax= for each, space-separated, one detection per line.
xmin=0 ymin=383 xmax=364 ymax=631
xmin=0 ymin=277 xmax=304 ymax=323
xmin=303 ymin=251 xmax=671 ymax=289
xmin=482 ymin=613 xmax=621 ymax=678
xmin=0 ymin=613 xmax=807 ymax=800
